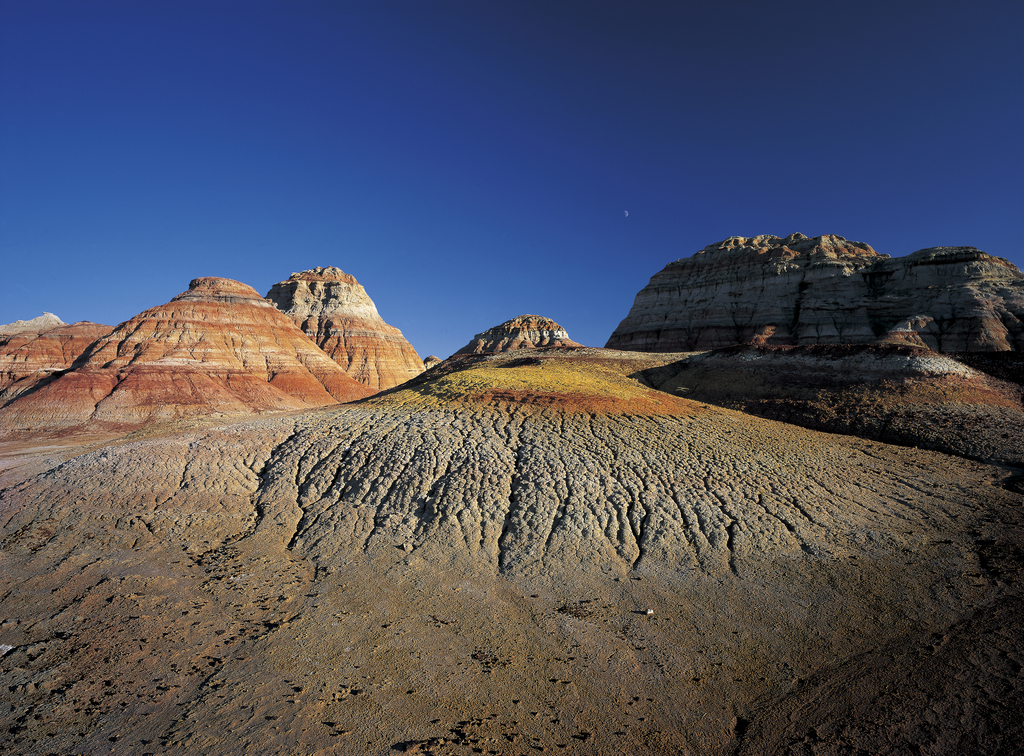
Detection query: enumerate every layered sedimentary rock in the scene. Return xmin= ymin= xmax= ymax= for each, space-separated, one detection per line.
xmin=422 ymin=355 xmax=443 ymax=370
xmin=453 ymin=314 xmax=582 ymax=356
xmin=266 ymin=267 xmax=422 ymax=391
xmin=0 ymin=277 xmax=373 ymax=433
xmin=607 ymin=233 xmax=1024 ymax=352
xmin=1 ymin=348 xmax=1021 ymax=755
xmin=0 ymin=321 xmax=112 ymax=404
xmin=0 ymin=312 xmax=65 ymax=334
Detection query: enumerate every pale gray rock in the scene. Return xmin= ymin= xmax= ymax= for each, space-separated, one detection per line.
xmin=607 ymin=234 xmax=1024 ymax=352
xmin=266 ymin=267 xmax=423 ymax=390
xmin=0 ymin=312 xmax=64 ymax=335
xmin=453 ymin=314 xmax=582 ymax=356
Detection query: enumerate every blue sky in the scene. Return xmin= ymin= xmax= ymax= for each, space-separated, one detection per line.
xmin=2 ymin=0 xmax=1021 ymax=358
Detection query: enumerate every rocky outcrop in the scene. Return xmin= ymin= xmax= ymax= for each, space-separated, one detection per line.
xmin=0 ymin=312 xmax=65 ymax=334
xmin=453 ymin=314 xmax=582 ymax=356
xmin=266 ymin=267 xmax=423 ymax=391
xmin=0 ymin=277 xmax=373 ymax=433
xmin=607 ymin=233 xmax=1024 ymax=353
xmin=0 ymin=321 xmax=112 ymax=404
xmin=422 ymin=355 xmax=443 ymax=370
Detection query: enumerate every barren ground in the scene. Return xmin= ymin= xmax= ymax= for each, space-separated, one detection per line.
xmin=1 ymin=350 xmax=1022 ymax=755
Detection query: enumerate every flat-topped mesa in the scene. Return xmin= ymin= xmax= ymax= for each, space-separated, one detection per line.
xmin=606 ymin=233 xmax=1024 ymax=353
xmin=453 ymin=315 xmax=583 ymax=356
xmin=266 ymin=267 xmax=423 ymax=391
xmin=0 ymin=277 xmax=373 ymax=433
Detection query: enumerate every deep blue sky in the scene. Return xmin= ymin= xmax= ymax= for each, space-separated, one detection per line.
xmin=2 ymin=1 xmax=1022 ymax=358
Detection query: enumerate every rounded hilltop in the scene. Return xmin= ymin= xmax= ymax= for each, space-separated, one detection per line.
xmin=173 ymin=276 xmax=272 ymax=304
xmin=367 ymin=347 xmax=697 ymax=415
xmin=453 ymin=314 xmax=583 ymax=356
xmin=0 ymin=275 xmax=372 ymax=434
xmin=281 ymin=266 xmax=359 ymax=285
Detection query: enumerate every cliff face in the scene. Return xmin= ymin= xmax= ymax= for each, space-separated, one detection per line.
xmin=606 ymin=233 xmax=1024 ymax=352
xmin=0 ymin=277 xmax=373 ymax=433
xmin=0 ymin=321 xmax=111 ymax=405
xmin=453 ymin=314 xmax=582 ymax=356
xmin=266 ymin=267 xmax=423 ymax=391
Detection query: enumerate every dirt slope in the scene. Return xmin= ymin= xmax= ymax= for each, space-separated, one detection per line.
xmin=0 ymin=351 xmax=1021 ymax=755
xmin=638 ymin=344 xmax=1024 ymax=469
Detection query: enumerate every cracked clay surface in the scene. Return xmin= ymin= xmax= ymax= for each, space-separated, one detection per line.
xmin=1 ymin=351 xmax=1021 ymax=755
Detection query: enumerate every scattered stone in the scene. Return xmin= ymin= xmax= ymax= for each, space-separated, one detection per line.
xmin=0 ymin=289 xmax=1020 ymax=756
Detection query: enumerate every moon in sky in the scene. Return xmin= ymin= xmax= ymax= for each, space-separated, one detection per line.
xmin=624 ymin=210 xmax=628 ymax=217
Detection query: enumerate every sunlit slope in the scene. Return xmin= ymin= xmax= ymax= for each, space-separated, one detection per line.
xmin=366 ymin=348 xmax=695 ymax=415
xmin=2 ymin=346 xmax=1022 ymax=755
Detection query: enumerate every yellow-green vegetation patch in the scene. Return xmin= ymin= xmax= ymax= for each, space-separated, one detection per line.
xmin=368 ymin=354 xmax=696 ymax=415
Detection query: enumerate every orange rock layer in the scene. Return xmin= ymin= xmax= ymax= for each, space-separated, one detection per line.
xmin=0 ymin=277 xmax=373 ymax=433
xmin=0 ymin=322 xmax=112 ymax=405
xmin=266 ymin=267 xmax=423 ymax=391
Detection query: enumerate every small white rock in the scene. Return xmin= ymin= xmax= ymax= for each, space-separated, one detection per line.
xmin=0 ymin=644 xmax=14 ymax=656
xmin=645 ymin=609 xmax=654 ymax=615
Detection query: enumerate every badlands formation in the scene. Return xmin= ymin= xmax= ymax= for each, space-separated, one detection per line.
xmin=0 ymin=320 xmax=112 ymax=406
xmin=607 ymin=233 xmax=1024 ymax=353
xmin=266 ymin=267 xmax=423 ymax=391
xmin=0 ymin=277 xmax=372 ymax=435
xmin=0 ymin=245 xmax=1022 ymax=756
xmin=453 ymin=315 xmax=582 ymax=356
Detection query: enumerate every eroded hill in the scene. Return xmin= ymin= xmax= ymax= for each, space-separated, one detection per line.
xmin=1 ymin=349 xmax=1021 ymax=755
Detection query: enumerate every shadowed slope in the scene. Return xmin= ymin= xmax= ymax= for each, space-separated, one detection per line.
xmin=639 ymin=343 xmax=1024 ymax=468
xmin=607 ymin=234 xmax=1024 ymax=353
xmin=0 ymin=321 xmax=112 ymax=405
